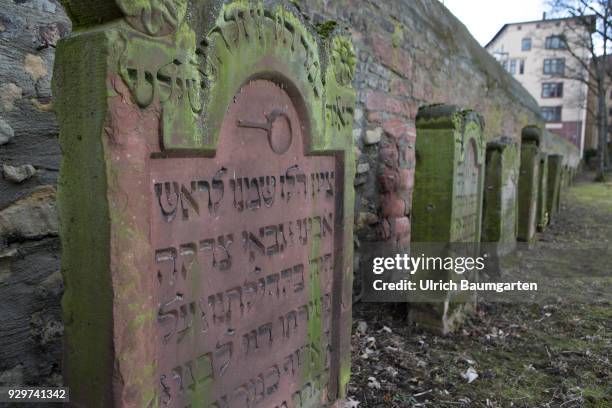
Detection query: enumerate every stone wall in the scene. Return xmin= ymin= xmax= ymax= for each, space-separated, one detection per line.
xmin=0 ymin=0 xmax=69 ymax=386
xmin=294 ymin=0 xmax=563 ymax=291
xmin=0 ymin=0 xmax=580 ymax=387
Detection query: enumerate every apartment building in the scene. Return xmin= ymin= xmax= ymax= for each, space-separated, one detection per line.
xmin=485 ymin=14 xmax=594 ymax=154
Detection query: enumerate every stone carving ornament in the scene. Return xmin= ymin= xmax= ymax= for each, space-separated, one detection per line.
xmin=118 ymin=0 xmax=188 ymax=36
xmin=331 ymin=36 xmax=356 ymax=86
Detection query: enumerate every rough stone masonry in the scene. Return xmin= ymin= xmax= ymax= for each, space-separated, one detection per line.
xmin=0 ymin=0 xmax=70 ymax=389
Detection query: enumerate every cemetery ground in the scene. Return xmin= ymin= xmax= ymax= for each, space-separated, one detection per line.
xmin=348 ymin=174 xmax=612 ymax=408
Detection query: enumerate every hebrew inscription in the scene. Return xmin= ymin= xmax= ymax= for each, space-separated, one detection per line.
xmin=453 ymin=138 xmax=483 ymax=242
xmin=150 ymin=80 xmax=338 ymax=407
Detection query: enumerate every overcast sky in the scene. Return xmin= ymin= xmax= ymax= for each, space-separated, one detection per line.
xmin=441 ymin=0 xmax=547 ymax=46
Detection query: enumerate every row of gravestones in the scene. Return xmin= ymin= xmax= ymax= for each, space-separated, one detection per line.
xmin=52 ymin=1 xmax=577 ymax=406
xmin=409 ymin=107 xmax=577 ymax=334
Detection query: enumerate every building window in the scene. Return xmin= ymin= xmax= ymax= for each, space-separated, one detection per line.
xmin=522 ymin=38 xmax=532 ymax=51
xmin=545 ymin=35 xmax=567 ymax=49
xmin=541 ymin=106 xmax=562 ymax=121
xmin=501 ymin=59 xmax=525 ymax=75
xmin=543 ymin=58 xmax=565 ymax=75
xmin=509 ymin=59 xmax=517 ymax=74
xmin=542 ymin=82 xmax=563 ymax=98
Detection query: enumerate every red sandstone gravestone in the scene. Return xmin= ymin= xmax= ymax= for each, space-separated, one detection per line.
xmin=54 ymin=1 xmax=356 ymax=406
xmin=153 ymin=79 xmax=338 ymax=407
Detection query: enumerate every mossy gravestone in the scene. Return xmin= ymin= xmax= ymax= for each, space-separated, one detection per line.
xmin=517 ymin=126 xmax=541 ymax=244
xmin=561 ymin=165 xmax=571 ymax=188
xmin=481 ymin=140 xmax=519 ymax=256
xmin=53 ymin=1 xmax=356 ymax=407
xmin=537 ymin=153 xmax=549 ymax=231
xmin=547 ymin=154 xmax=563 ymax=218
xmin=410 ymin=105 xmax=485 ymax=334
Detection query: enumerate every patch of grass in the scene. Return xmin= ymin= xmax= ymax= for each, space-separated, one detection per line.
xmin=583 ymin=387 xmax=609 ymax=402
xmin=567 ymin=182 xmax=612 ymax=212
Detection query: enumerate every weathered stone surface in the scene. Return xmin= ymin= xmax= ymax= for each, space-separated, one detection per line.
xmin=3 ymin=164 xmax=36 ymax=183
xmin=412 ymin=105 xmax=486 ymax=243
xmin=547 ymin=154 xmax=563 ymax=218
xmin=364 ymin=127 xmax=382 ymax=144
xmin=0 ymin=118 xmax=14 ymax=145
xmin=19 ymin=0 xmax=58 ymax=13
xmin=537 ymin=154 xmax=549 ymax=231
xmin=30 ymin=309 xmax=63 ymax=347
xmin=0 ymin=364 xmax=23 ymax=386
xmin=365 ymin=90 xmax=414 ymax=118
xmin=541 ymin=130 xmax=581 ymax=169
xmin=0 ymin=238 xmax=62 ymax=387
xmin=0 ymin=83 xmax=22 ymax=111
xmin=517 ymin=126 xmax=542 ymax=244
xmin=371 ymin=32 xmax=412 ymax=79
xmin=356 ymin=212 xmax=378 ymax=232
xmin=410 ymin=105 xmax=485 ymax=334
xmin=54 ymin=1 xmax=355 ymax=406
xmin=383 ymin=117 xmax=416 ymax=142
xmin=481 ymin=140 xmax=519 ymax=256
xmin=24 ymin=53 xmax=48 ymax=81
xmin=357 ymin=162 xmax=370 ymax=174
xmin=0 ymin=185 xmax=57 ymax=243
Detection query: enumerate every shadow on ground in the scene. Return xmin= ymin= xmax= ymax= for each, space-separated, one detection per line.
xmin=347 ymin=174 xmax=612 ymax=407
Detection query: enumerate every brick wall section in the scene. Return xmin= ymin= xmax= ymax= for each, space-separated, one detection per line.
xmin=0 ymin=0 xmax=565 ymax=386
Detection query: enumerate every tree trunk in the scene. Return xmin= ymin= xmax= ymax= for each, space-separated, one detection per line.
xmin=596 ymin=75 xmax=608 ymax=181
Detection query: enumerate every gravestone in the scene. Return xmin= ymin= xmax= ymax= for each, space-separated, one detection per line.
xmin=537 ymin=154 xmax=548 ymax=231
xmin=410 ymin=105 xmax=485 ymax=334
xmin=562 ymin=165 xmax=570 ymax=188
xmin=547 ymin=154 xmax=563 ymax=218
xmin=53 ymin=1 xmax=356 ymax=407
xmin=481 ymin=140 xmax=519 ymax=256
xmin=517 ymin=126 xmax=541 ymax=244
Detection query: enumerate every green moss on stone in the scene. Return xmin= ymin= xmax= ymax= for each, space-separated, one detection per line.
xmin=53 ymin=30 xmax=114 ymax=408
xmin=316 ymin=21 xmax=338 ymax=39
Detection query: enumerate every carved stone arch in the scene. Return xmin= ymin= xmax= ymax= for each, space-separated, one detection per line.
xmin=458 ymin=110 xmax=486 ymax=167
xmin=194 ymin=0 xmax=326 ymax=153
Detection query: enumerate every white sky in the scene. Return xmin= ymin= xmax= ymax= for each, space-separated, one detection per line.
xmin=441 ymin=0 xmax=547 ymax=46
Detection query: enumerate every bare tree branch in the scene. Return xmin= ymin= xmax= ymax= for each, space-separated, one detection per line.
xmin=546 ymin=0 xmax=611 ymax=177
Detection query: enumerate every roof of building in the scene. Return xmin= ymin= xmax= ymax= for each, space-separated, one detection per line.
xmin=485 ymin=15 xmax=596 ymax=49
